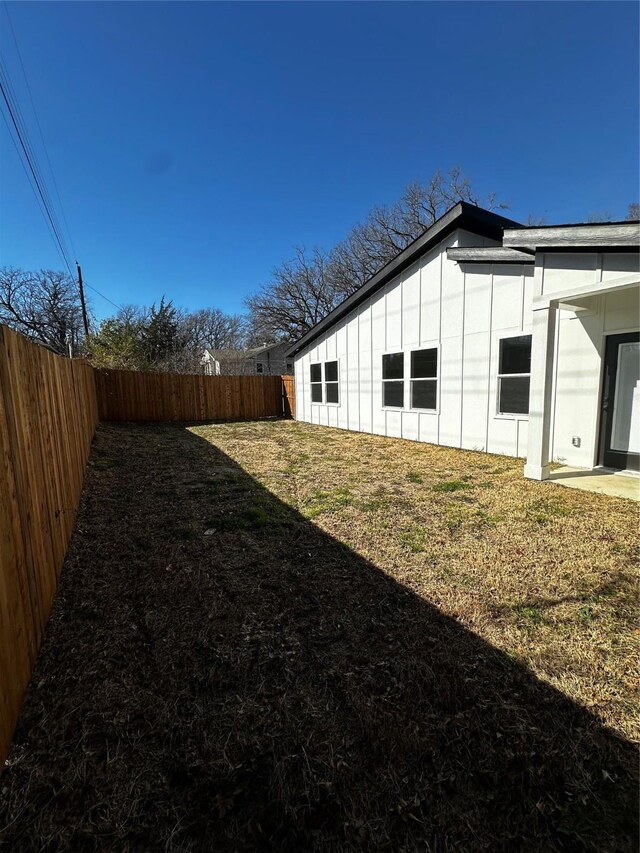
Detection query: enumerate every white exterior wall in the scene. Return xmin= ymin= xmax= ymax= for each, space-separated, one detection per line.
xmin=293 ymin=239 xmax=639 ymax=468
xmin=542 ymin=253 xmax=640 ymax=467
xmin=294 ymin=229 xmax=534 ymax=457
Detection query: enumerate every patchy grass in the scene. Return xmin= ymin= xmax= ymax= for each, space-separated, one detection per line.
xmin=432 ymin=478 xmax=469 ymax=492
xmin=525 ymin=496 xmax=571 ymax=525
xmin=1 ymin=420 xmax=637 ymax=852
xmin=303 ymin=486 xmax=355 ymax=519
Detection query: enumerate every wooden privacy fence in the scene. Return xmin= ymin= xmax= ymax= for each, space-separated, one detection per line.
xmin=0 ymin=326 xmax=98 ymax=765
xmin=0 ymin=325 xmax=295 ymax=768
xmin=282 ymin=375 xmax=295 ymax=419
xmin=95 ymin=369 xmax=295 ymax=421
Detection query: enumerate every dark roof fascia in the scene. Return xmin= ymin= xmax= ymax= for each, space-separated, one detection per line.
xmin=446 ymin=247 xmax=535 ymax=264
xmin=286 ymin=202 xmax=521 ymax=358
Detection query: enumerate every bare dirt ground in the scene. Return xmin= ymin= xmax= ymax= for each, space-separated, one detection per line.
xmin=0 ymin=420 xmax=637 ymax=852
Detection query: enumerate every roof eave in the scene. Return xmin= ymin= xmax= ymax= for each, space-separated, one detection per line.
xmin=286 ymin=202 xmax=521 ymax=358
xmin=503 ymin=221 xmax=640 ymax=251
xmin=446 ymin=247 xmax=535 ymax=264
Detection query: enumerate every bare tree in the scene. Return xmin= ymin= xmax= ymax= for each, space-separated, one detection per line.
xmin=0 ymin=267 xmax=86 ymax=354
xmin=525 ymin=214 xmax=547 ymax=226
xmin=627 ymin=203 xmax=639 ymax=221
xmin=246 ymin=246 xmax=337 ymax=340
xmin=586 ymin=211 xmax=615 ymax=223
xmin=89 ymin=301 xmax=250 ymax=374
xmin=246 ymin=168 xmax=506 ymax=338
xmin=180 ymin=308 xmax=247 ymax=351
xmin=327 ymin=168 xmax=508 ymax=299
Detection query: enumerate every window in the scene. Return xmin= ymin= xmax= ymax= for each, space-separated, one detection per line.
xmin=325 ymin=360 xmax=339 ymax=403
xmin=286 ymin=361 xmax=293 ymax=374
xmin=310 ymin=361 xmax=339 ymax=403
xmin=497 ymin=335 xmax=532 ymax=415
xmin=411 ymin=348 xmax=437 ymax=410
xmin=310 ymin=363 xmax=323 ymax=402
xmin=382 ymin=352 xmax=404 ymax=407
xmin=256 ymin=362 xmax=264 ymax=374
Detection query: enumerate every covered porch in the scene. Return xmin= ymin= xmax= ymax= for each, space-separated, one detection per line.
xmin=524 ymin=272 xmax=640 ymax=485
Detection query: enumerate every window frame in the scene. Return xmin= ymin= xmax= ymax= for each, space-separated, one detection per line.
xmin=409 ymin=346 xmax=439 ymax=412
xmin=495 ymin=333 xmax=532 ymax=419
xmin=310 ymin=362 xmax=323 ymax=403
xmin=324 ymin=359 xmax=340 ymax=405
xmin=381 ymin=350 xmax=406 ymax=409
xmin=310 ymin=359 xmax=340 ymax=407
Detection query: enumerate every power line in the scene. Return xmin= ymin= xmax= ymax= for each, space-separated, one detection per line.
xmin=0 ymin=105 xmax=66 ymax=262
xmin=1 ymin=6 xmax=123 ymax=316
xmin=2 ymin=2 xmax=77 ymax=261
xmin=0 ymin=54 xmax=71 ymax=265
xmin=0 ymin=66 xmax=75 ymax=277
xmin=0 ymin=6 xmax=73 ymax=276
xmin=0 ymin=56 xmax=66 ymax=249
xmin=83 ymin=279 xmax=123 ymax=312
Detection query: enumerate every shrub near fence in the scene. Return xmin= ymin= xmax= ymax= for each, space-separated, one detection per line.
xmin=0 ymin=326 xmax=98 ymax=764
xmin=0 ymin=324 xmax=295 ymax=768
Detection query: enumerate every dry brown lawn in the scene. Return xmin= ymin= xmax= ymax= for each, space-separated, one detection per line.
xmin=213 ymin=420 xmax=638 ymax=741
xmin=0 ymin=419 xmax=637 ymax=852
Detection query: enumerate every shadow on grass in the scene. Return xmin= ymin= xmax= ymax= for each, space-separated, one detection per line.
xmin=0 ymin=422 xmax=637 ymax=852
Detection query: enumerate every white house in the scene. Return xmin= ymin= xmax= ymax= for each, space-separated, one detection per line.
xmin=286 ymin=202 xmax=640 ymax=480
xmin=200 ymin=348 xmax=221 ymax=375
xmin=200 ymin=343 xmax=294 ymax=376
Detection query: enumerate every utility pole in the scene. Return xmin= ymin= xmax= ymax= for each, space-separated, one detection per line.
xmin=76 ymin=262 xmax=90 ymax=340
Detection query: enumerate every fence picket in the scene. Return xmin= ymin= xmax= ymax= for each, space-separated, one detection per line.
xmin=95 ymin=369 xmax=294 ymax=422
xmin=0 ymin=325 xmax=296 ymax=768
xmin=0 ymin=327 xmax=98 ymax=766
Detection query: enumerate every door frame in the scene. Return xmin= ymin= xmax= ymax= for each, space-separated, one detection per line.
xmin=598 ymin=331 xmax=640 ymax=471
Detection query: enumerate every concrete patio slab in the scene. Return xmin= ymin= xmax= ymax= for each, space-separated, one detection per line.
xmin=548 ymin=466 xmax=640 ymax=501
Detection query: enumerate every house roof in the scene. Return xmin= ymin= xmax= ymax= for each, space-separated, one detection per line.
xmin=250 ymin=342 xmax=287 ymax=357
xmin=286 ymin=201 xmax=521 ymax=358
xmin=207 ymin=348 xmax=259 ymax=361
xmin=447 ymin=247 xmax=535 ymax=264
xmin=204 ymin=343 xmax=286 ymax=361
xmin=502 ymin=220 xmax=640 ymax=252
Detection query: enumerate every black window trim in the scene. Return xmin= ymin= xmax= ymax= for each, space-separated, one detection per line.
xmin=409 ymin=346 xmax=439 ymax=412
xmin=310 ymin=359 xmax=340 ymax=406
xmin=324 ymin=359 xmax=340 ymax=405
xmin=382 ymin=350 xmax=405 ymax=409
xmin=310 ymin=362 xmax=323 ymax=403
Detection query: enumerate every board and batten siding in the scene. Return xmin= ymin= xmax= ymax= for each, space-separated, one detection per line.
xmin=294 ymin=229 xmax=534 ymax=457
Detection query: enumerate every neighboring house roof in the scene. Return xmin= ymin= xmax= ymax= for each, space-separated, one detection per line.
xmin=208 ymin=348 xmax=258 ymax=361
xmin=205 ymin=344 xmax=285 ymax=363
xmin=248 ymin=342 xmax=288 ymax=359
xmin=286 ymin=201 xmax=521 ymax=358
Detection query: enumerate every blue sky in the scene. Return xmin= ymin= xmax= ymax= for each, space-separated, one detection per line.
xmin=1 ymin=1 xmax=638 ymax=321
